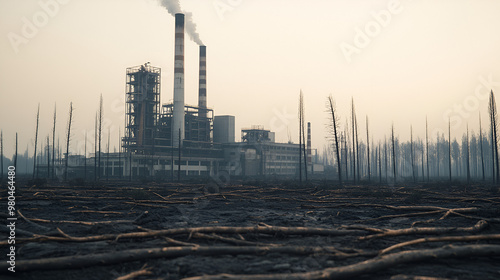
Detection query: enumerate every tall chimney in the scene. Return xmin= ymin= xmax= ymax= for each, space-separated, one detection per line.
xmin=198 ymin=45 xmax=207 ymax=118
xmin=307 ymin=122 xmax=312 ymax=164
xmin=172 ymin=13 xmax=185 ymax=147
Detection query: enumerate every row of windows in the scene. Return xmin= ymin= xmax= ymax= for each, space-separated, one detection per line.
xmin=129 ymin=160 xmax=212 ymax=166
xmin=267 ymin=146 xmax=300 ymax=151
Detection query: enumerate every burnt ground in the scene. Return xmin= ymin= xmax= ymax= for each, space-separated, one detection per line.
xmin=1 ymin=180 xmax=500 ymax=280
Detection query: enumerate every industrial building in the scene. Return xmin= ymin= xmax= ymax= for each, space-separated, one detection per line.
xmin=49 ymin=13 xmax=324 ymax=181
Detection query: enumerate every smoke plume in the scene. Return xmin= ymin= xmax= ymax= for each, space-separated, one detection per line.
xmin=160 ymin=0 xmax=204 ymax=45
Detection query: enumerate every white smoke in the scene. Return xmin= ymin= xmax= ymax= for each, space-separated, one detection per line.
xmin=160 ymin=0 xmax=204 ymax=45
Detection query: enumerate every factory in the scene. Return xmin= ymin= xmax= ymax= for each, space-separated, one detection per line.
xmin=96 ymin=13 xmax=324 ymax=180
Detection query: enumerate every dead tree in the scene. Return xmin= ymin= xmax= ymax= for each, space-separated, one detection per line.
xmin=466 ymin=124 xmax=471 ymax=185
xmin=301 ymin=93 xmax=307 ymax=181
xmin=410 ymin=125 xmax=415 ymax=183
xmin=436 ymin=133 xmax=440 ymax=178
xmin=327 ymin=95 xmax=341 ymax=183
xmin=479 ymin=113 xmax=485 ymax=181
xmin=391 ymin=124 xmax=396 ymax=181
xmin=94 ymin=112 xmax=97 ymax=181
xmin=33 ymin=103 xmax=40 ymax=179
xmin=378 ymin=142 xmax=382 ymax=184
xmin=425 ymin=116 xmax=429 ymax=182
xmin=84 ymin=131 xmax=87 ymax=181
xmin=489 ymin=90 xmax=499 ymax=183
xmin=46 ymin=135 xmax=50 ymax=179
xmin=52 ymin=104 xmax=56 ymax=179
xmin=448 ymin=118 xmax=452 ymax=182
xmin=14 ymin=133 xmax=18 ymax=171
xmin=118 ymin=128 xmax=122 ymax=179
xmin=298 ymin=92 xmax=303 ymax=182
xmin=98 ymin=94 xmax=103 ymax=180
xmin=355 ymin=115 xmax=360 ymax=182
xmin=106 ymin=128 xmax=110 ymax=181
xmin=384 ymin=136 xmax=388 ymax=182
xmin=344 ymin=123 xmax=349 ymax=180
xmin=421 ymin=141 xmax=424 ymax=181
xmin=351 ymin=98 xmax=357 ymax=183
xmin=64 ymin=102 xmax=73 ymax=181
xmin=366 ymin=116 xmax=371 ymax=182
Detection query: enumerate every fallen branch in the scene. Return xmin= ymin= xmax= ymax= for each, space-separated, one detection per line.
xmin=137 ymin=226 xmax=199 ymax=247
xmin=181 ymin=244 xmax=500 ymax=280
xmin=16 ymin=211 xmax=146 ymax=226
xmin=191 ymin=232 xmax=272 ymax=246
xmin=360 ymin=220 xmax=488 ymax=240
xmin=18 ymin=210 xmax=51 ymax=231
xmin=444 ymin=211 xmax=500 ymax=223
xmin=71 ymin=210 xmax=124 ymax=215
xmin=360 ymin=207 xmax=478 ymax=222
xmin=114 ymin=264 xmax=152 ymax=280
xmin=389 ymin=274 xmax=452 ymax=280
xmin=380 ymin=233 xmax=500 ymax=255
xmin=4 ymin=225 xmax=366 ymax=245
xmin=0 ymin=245 xmax=367 ymax=272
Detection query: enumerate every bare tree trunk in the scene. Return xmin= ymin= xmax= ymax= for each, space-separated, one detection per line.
xmin=351 ymin=98 xmax=356 ymax=184
xmin=410 ymin=125 xmax=415 ymax=183
xmin=421 ymin=142 xmax=424 ymax=181
xmin=301 ymin=93 xmax=307 ymax=182
xmin=118 ymin=128 xmax=121 ymax=179
xmin=98 ymin=95 xmax=103 ymax=180
xmin=299 ymin=93 xmax=302 ymax=182
xmin=355 ymin=115 xmax=360 ymax=182
xmin=479 ymin=113 xmax=485 ymax=181
xmin=84 ymin=132 xmax=87 ymax=181
xmin=33 ymin=104 xmax=40 ymax=179
xmin=436 ymin=133 xmax=440 ymax=179
xmin=490 ymin=92 xmax=496 ymax=183
xmin=94 ymin=113 xmax=97 ymax=182
xmin=466 ymin=124 xmax=471 ymax=185
xmin=343 ymin=129 xmax=349 ymax=181
xmin=46 ymin=135 xmax=50 ymax=179
xmin=64 ymin=102 xmax=73 ymax=181
xmin=449 ymin=118 xmax=452 ymax=182
xmin=327 ymin=96 xmax=341 ymax=184
xmin=391 ymin=124 xmax=396 ymax=181
xmin=52 ymin=104 xmax=56 ymax=179
xmin=426 ymin=117 xmax=429 ymax=182
xmin=490 ymin=90 xmax=499 ymax=182
xmin=366 ymin=116 xmax=370 ymax=182
xmin=378 ymin=142 xmax=382 ymax=184
xmin=384 ymin=137 xmax=388 ymax=182
xmin=14 ymin=133 xmax=18 ymax=171
xmin=106 ymin=128 xmax=110 ymax=181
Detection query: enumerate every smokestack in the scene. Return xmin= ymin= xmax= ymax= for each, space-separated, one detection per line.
xmin=307 ymin=122 xmax=312 ymax=164
xmin=198 ymin=45 xmax=207 ymax=118
xmin=172 ymin=13 xmax=185 ymax=147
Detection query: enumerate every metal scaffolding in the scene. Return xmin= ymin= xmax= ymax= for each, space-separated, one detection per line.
xmin=123 ymin=63 xmax=161 ymax=154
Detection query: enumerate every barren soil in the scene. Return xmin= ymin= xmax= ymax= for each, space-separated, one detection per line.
xmin=1 ymin=180 xmax=500 ymax=280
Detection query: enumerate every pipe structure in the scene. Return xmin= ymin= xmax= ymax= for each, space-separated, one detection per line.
xmin=198 ymin=45 xmax=207 ymax=118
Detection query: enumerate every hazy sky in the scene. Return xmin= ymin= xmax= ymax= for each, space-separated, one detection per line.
xmin=1 ymin=0 xmax=500 ymax=159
